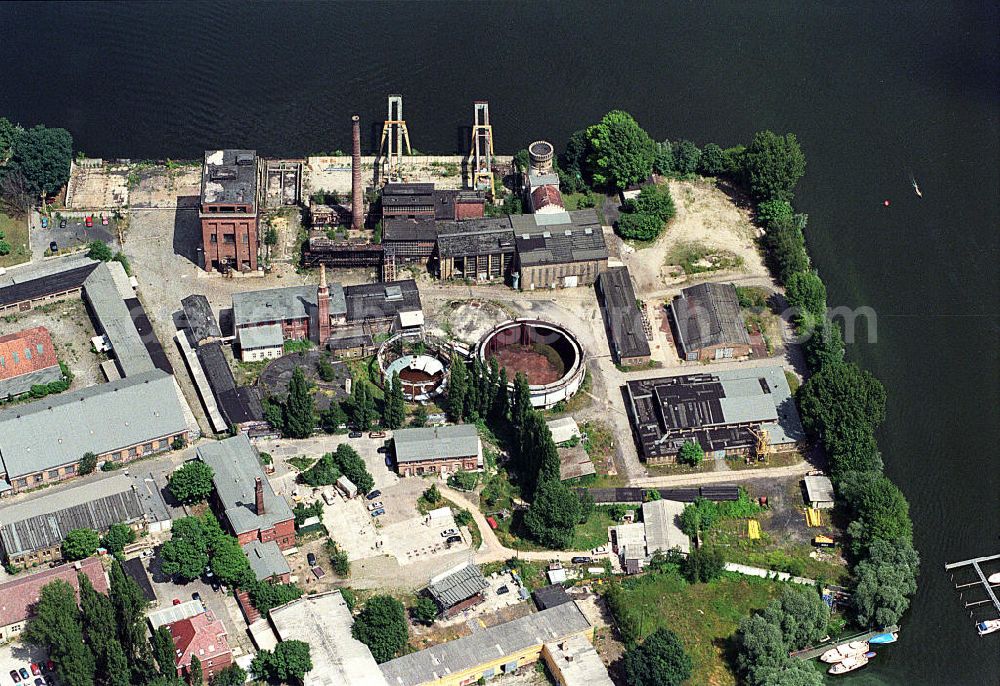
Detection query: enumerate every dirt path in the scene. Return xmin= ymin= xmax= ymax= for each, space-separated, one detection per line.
xmin=631 ymin=458 xmax=812 ymax=488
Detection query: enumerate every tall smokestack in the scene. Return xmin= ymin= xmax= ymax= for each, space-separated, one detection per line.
xmin=351 ymin=115 xmax=363 ymax=230
xmin=254 ymin=477 xmax=265 ymax=515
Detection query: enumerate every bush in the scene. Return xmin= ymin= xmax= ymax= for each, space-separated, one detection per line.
xmin=351 ymin=595 xmax=408 ymax=663
xmin=678 ymin=440 xmax=704 ymax=466
xmin=616 ymin=212 xmax=663 ymax=241
xmin=627 ymin=184 xmax=676 ymax=223
xmin=447 ymin=470 xmax=479 ymax=491
xmin=683 ymin=546 xmax=725 ymax=583
xmin=79 ymin=452 xmax=97 ymax=475
xmin=326 ymin=539 xmax=351 ymax=576
xmin=87 ymin=240 xmax=113 ymax=262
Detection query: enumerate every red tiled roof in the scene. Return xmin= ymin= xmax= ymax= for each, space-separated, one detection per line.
xmin=166 ymin=611 xmax=231 ymax=669
xmin=0 ymin=558 xmax=108 ymax=626
xmin=0 ymin=326 xmax=59 ymax=381
xmin=530 ymin=185 xmax=564 ymax=210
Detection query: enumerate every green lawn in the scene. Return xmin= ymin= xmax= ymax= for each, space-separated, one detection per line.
xmin=287 ymin=456 xmax=316 ymax=472
xmin=608 ymin=572 xmax=781 ymax=686
xmin=0 ymin=212 xmax=30 ymax=267
xmin=571 ymin=509 xmax=615 ymax=550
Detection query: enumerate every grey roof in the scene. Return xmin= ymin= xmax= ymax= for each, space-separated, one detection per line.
xmin=379 ymin=601 xmax=591 ymax=686
xmin=804 ymin=475 xmax=835 ymax=503
xmin=344 ymin=279 xmax=421 ymax=322
xmin=233 ymin=284 xmax=347 ymax=328
xmin=437 ymin=218 xmax=516 ymax=258
xmin=181 ymin=295 xmax=222 ymax=342
xmin=239 ymin=324 xmax=284 ymax=350
xmin=383 ymin=219 xmax=440 ymax=243
xmin=201 ymin=149 xmax=258 ymax=206
xmin=393 ymin=424 xmax=480 ymax=464
xmin=0 ymin=473 xmax=145 ymax=557
xmin=327 ymin=332 xmax=373 ymax=351
xmin=532 ymin=584 xmax=572 ymax=611
xmin=669 ymin=282 xmax=751 ymax=353
xmin=197 ymin=435 xmax=293 ymax=535
xmin=84 ymin=264 xmax=155 ymax=376
xmin=148 ymin=599 xmax=207 ymax=630
xmin=427 ymin=563 xmax=490 ymax=609
xmin=641 ymin=499 xmax=690 ymax=555
xmin=0 ymin=254 xmax=99 ymax=309
xmin=543 ymin=635 xmax=614 ymax=686
xmin=195 ymin=342 xmax=264 ymax=425
xmin=242 ymin=539 xmax=292 ymax=581
xmin=512 ymin=210 xmax=608 ymax=266
xmin=596 ymin=267 xmax=651 ymax=361
xmin=0 ymin=369 xmax=188 ymax=479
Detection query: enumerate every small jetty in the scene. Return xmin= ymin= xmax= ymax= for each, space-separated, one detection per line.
xmin=944 ymin=553 xmax=1000 ymax=635
xmin=790 ymin=626 xmax=899 ymax=661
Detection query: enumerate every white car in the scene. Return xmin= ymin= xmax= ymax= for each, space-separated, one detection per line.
xmin=367 ymin=501 xmax=384 ymax=511
xmin=440 ymin=528 xmax=459 ymax=537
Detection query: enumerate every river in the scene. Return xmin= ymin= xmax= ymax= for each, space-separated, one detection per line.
xmin=1 ymin=2 xmax=997 ymax=683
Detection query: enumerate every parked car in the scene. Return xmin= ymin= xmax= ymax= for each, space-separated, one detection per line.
xmin=348 ymin=431 xmax=362 ymax=438
xmin=496 ymin=585 xmax=509 ymax=595
xmin=367 ymin=501 xmax=383 ymax=511
xmin=34 ymin=680 xmax=45 ymax=686
xmin=9 ymin=670 xmax=20 ymax=684
xmin=29 ymin=667 xmax=39 ymax=677
xmin=18 ymin=671 xmax=28 ymax=682
xmin=446 ymin=535 xmax=462 ymax=544
xmin=591 ymin=546 xmax=608 ymax=556
xmin=48 ymin=241 xmax=58 ymax=253
xmin=440 ymin=528 xmax=458 ymax=538
xmin=366 ymin=490 xmax=382 ymax=500
xmin=44 ymin=662 xmax=54 ymax=673
xmin=571 ymin=556 xmax=593 ymax=564
xmin=368 ymin=431 xmax=386 ymax=439
xmin=40 ymin=217 xmax=48 ymax=228
xmin=172 ymin=598 xmax=181 ymax=606
xmin=370 ymin=508 xmax=385 ymax=517
xmin=59 ymin=218 xmax=67 ymax=228
xmin=307 ymin=552 xmax=317 ymax=566
xmin=192 ymin=592 xmax=201 ymax=603
xmin=140 ymin=549 xmax=154 ymax=558
xmin=101 ymin=214 xmax=109 ymax=225
xmin=85 ymin=215 xmax=93 ymax=227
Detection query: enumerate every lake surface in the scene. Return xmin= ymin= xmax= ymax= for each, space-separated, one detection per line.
xmin=1 ymin=1 xmax=997 ymax=682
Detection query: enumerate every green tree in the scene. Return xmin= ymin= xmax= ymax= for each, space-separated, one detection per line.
xmin=754 ymin=661 xmax=824 ymax=686
xmin=742 ymin=130 xmax=806 ymax=203
xmin=735 ymin=614 xmax=788 ymax=685
xmin=80 ymin=451 xmax=98 ymax=475
xmin=0 ymin=117 xmax=21 ymax=163
xmin=678 ymin=498 xmax=718 ymax=537
xmin=763 ymin=214 xmax=810 ymax=283
xmin=852 ymin=538 xmax=919 ymax=627
xmin=105 ymin=638 xmax=133 ymax=686
xmin=616 ymin=212 xmax=664 ymax=241
xmin=210 ymin=665 xmax=247 ymax=686
xmin=151 ymin=625 xmax=179 ymax=681
xmin=523 ymin=479 xmax=581 ymax=549
xmin=101 ymin=523 xmax=136 ymax=554
xmin=798 ymin=362 xmax=886 ymax=454
xmin=558 ymin=129 xmax=590 ymax=192
xmin=510 ymin=371 xmax=531 ymax=434
xmin=210 ymin=536 xmax=255 ymax=589
xmin=248 ymin=581 xmax=303 ymax=616
xmin=263 ymin=396 xmax=285 ymax=434
xmin=627 ymin=183 xmax=676 ymax=222
xmin=801 ymin=317 xmax=844 ymax=372
xmin=188 ymin=655 xmax=203 ymax=686
xmin=785 ymin=271 xmax=827 ymax=317
xmin=251 ymin=640 xmax=313 ymax=684
xmin=682 ymin=546 xmax=725 ymax=583
xmin=284 ymin=366 xmax=315 ymax=438
xmin=351 ymin=595 xmax=409 ymax=663
xmin=319 ymin=402 xmax=348 ymax=434
xmin=698 ymin=143 xmax=727 ymax=176
xmin=347 ymin=379 xmax=377 ymax=431
xmin=829 ymin=433 xmax=883 ymax=477
xmin=845 ymin=475 xmax=913 ymax=554
xmin=24 ymin=580 xmax=96 ymax=686
xmin=78 ymin=572 xmax=118 ymax=677
xmin=671 ymin=139 xmax=701 ymax=175
xmin=678 ymin=440 xmax=704 ymax=467
xmin=87 ymin=240 xmax=114 ymax=261
xmin=109 ymin=557 xmax=151 ymax=667
xmin=168 ymin=461 xmax=216 ymax=505
xmin=762 ymin=586 xmax=831 ymax=650
xmin=446 ymin=354 xmax=467 ymax=421
xmin=756 ymin=199 xmax=794 ymax=229
xmin=316 ymin=356 xmax=336 ymax=382
xmin=331 ymin=443 xmax=374 ymax=493
xmin=411 ymin=596 xmax=438 ymax=625
xmin=62 ymin=528 xmax=100 ymax=560
xmin=160 ymin=537 xmax=209 ymax=582
xmin=383 ymin=373 xmax=406 ymax=429
xmin=264 ymin=226 xmax=278 ymax=246
xmin=326 ymin=539 xmax=351 ymax=576
xmin=410 ymin=405 xmax=428 ymax=427
xmin=7 ymin=124 xmax=74 ymax=197
xmin=586 ymin=110 xmax=654 ymax=189
xmin=490 ymin=366 xmax=510 ymax=421
xmin=301 ymin=452 xmax=341 ymax=487
xmin=652 ymin=140 xmax=675 ymax=175
xmin=624 ymin=627 xmax=692 ymax=686
xmin=423 ymin=483 xmax=441 ymax=505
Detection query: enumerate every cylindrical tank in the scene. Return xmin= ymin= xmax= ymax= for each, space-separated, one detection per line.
xmin=528 ymin=140 xmax=555 ymax=174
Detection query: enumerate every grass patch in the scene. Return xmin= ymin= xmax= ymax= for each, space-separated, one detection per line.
xmin=345 ymin=356 xmax=384 ymax=400
xmin=287 ymin=456 xmax=316 ymax=472
xmin=562 ymin=191 xmax=599 ymax=211
xmin=570 ymin=509 xmax=614 ymax=550
xmin=0 ymin=212 xmax=30 ymax=267
xmin=784 ymin=370 xmax=800 ymax=395
xmin=233 ymin=359 xmax=269 ymax=386
xmin=283 ymin=339 xmax=315 ymax=354
xmin=667 ymin=241 xmax=744 ymax=275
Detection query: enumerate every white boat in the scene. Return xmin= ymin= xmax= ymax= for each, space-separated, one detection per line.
xmin=977 ymin=619 xmax=1000 ymax=636
xmin=911 ymin=176 xmax=922 ymax=197
xmin=829 ymin=653 xmax=870 ymax=675
xmin=820 ymin=640 xmax=870 ymax=663
xmin=987 ymin=572 xmax=1000 ymax=584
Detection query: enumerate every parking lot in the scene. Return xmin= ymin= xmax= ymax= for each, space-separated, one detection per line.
xmin=30 ymin=210 xmax=118 ymax=261
xmin=0 ymin=642 xmax=48 ymax=686
xmin=256 ymin=433 xmax=401 ymax=496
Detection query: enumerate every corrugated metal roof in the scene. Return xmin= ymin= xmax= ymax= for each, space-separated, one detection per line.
xmin=393 ymin=424 xmax=480 ymax=464
xmin=84 ymin=264 xmax=155 ymax=377
xmin=427 ymin=562 xmax=489 ymax=609
xmin=669 ymin=282 xmax=751 ymax=353
xmin=641 ymin=499 xmax=690 ymax=555
xmin=596 ymin=267 xmax=651 ymax=360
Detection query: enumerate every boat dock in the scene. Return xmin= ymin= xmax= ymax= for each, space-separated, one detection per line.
xmin=789 ymin=626 xmax=899 ymax=661
xmin=944 ymin=553 xmax=1000 ymax=633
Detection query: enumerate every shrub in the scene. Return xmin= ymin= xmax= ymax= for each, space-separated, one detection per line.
xmin=616 ymin=212 xmax=663 ymax=241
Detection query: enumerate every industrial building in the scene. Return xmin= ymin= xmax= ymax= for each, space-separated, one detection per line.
xmin=378 ymin=601 xmax=594 ymax=686
xmin=804 ymin=475 xmax=836 ymax=510
xmin=237 ymin=323 xmax=284 ymax=361
xmin=381 ymin=183 xmax=484 ymax=222
xmin=624 ymin=366 xmax=805 ymax=464
xmin=83 ymin=261 xmax=161 ymax=378
xmin=343 ymin=279 xmax=423 ymax=334
xmin=426 ymin=562 xmax=490 ymax=618
xmin=0 ymin=558 xmax=108 ymax=642
xmin=0 ymin=473 xmax=159 ymax=568
xmin=232 ymin=282 xmax=341 ymax=344
xmin=542 ymin=635 xmax=615 ymax=686
xmin=436 ymin=218 xmax=516 ymax=282
xmin=0 ymin=369 xmax=189 ymax=494
xmin=198 ymin=435 xmax=295 ymax=550
xmin=0 ymin=326 xmax=62 ymax=399
xmin=0 ymin=254 xmax=98 ymax=314
xmin=200 ymin=149 xmax=262 ymax=273
xmin=511 ymin=210 xmax=609 ymax=290
xmin=595 ymin=267 xmax=651 ymax=366
xmin=180 ymin=294 xmax=222 ymax=346
xmin=669 ymin=282 xmax=752 ymax=361
xmin=194 ymin=341 xmax=266 ymax=433
xmin=523 ymin=141 xmax=565 ymax=214
xmin=392 ymin=424 xmax=482 ymax=477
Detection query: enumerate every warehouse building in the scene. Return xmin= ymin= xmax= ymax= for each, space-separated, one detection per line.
xmin=426 ymin=562 xmax=490 ymax=618
xmin=0 ymin=254 xmax=98 ymax=314
xmin=200 ymin=149 xmax=262 ymax=273
xmin=595 ymin=266 xmax=651 ymax=365
xmin=198 ymin=435 xmax=295 ymax=549
xmin=195 ymin=341 xmax=266 ymax=432
xmin=180 ymin=294 xmax=223 ymax=346
xmin=343 ymin=279 xmax=423 ymax=334
xmin=511 ymin=210 xmax=608 ymax=290
xmin=233 ymin=282 xmax=345 ymax=344
xmin=0 ymin=558 xmax=108 ymax=642
xmin=0 ymin=369 xmax=189 ymax=494
xmin=625 ymin=366 xmax=805 ymax=464
xmin=83 ymin=262 xmax=157 ymax=378
xmin=392 ymin=424 xmax=482 ymax=477
xmin=542 ymin=635 xmax=615 ymax=686
xmin=0 ymin=326 xmax=62 ymax=399
xmin=381 ymin=183 xmax=484 ymax=222
xmin=0 ymin=473 xmax=152 ymax=568
xmin=669 ymin=282 xmax=752 ymax=361
xmin=436 ymin=218 xmax=516 ymax=282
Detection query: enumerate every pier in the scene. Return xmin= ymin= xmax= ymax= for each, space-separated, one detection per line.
xmin=789 ymin=626 xmax=899 ymax=661
xmin=944 ymin=553 xmax=1000 ymax=633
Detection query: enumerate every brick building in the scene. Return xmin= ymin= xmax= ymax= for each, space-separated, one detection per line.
xmin=392 ymin=424 xmax=482 ymax=477
xmin=198 ymin=435 xmax=295 ymax=549
xmin=512 ymin=210 xmax=609 ymax=290
xmin=436 ymin=218 xmax=516 ymax=282
xmin=200 ymin=149 xmax=262 ymax=273
xmin=0 ymin=558 xmax=108 ymax=642
xmin=165 ymin=610 xmax=233 ymax=683
xmin=0 ymin=326 xmax=62 ymax=399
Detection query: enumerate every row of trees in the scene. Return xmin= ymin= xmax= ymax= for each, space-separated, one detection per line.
xmin=445 ymin=353 xmax=509 ymax=424
xmin=0 ymin=117 xmax=74 ymax=215
xmin=300 ymin=443 xmax=375 ymax=493
xmin=61 ymin=523 xmax=136 ymax=561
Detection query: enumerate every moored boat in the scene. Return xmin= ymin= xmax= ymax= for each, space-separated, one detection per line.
xmin=977 ymin=619 xmax=1000 ymax=636
xmin=820 ymin=640 xmax=870 ymax=663
xmin=829 ymin=653 xmax=870 ymax=675
xmin=987 ymin=572 xmax=1000 ymax=584
xmin=869 ymin=632 xmax=898 ymax=644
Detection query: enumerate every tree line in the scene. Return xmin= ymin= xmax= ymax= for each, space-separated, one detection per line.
xmin=0 ymin=116 xmax=74 ymax=219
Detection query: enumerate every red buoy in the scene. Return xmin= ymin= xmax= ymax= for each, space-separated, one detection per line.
xmin=883 ymin=199 xmax=891 ymax=207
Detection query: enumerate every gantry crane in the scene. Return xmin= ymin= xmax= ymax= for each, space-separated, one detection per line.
xmin=378 ymin=94 xmax=412 ymax=182
xmin=468 ymin=100 xmax=494 ymax=194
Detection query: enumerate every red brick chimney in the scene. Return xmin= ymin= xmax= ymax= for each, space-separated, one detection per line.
xmin=351 ymin=115 xmax=363 ymax=230
xmin=254 ymin=477 xmax=265 ymax=515
xmin=317 ymin=265 xmax=331 ymax=344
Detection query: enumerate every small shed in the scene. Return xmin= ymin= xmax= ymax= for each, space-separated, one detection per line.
xmin=335 ymin=475 xmax=358 ymax=499
xmin=803 ymin=475 xmax=835 ymax=509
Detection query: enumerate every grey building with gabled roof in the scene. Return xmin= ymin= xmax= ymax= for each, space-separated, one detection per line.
xmin=426 ymin=562 xmax=490 ymax=618
xmin=392 ymin=424 xmax=482 ymax=477
xmin=511 ymin=210 xmax=608 ymax=290
xmin=669 ymin=282 xmax=752 ymax=361
xmin=595 ymin=266 xmax=651 ymax=365
xmin=83 ymin=263 xmax=156 ymax=377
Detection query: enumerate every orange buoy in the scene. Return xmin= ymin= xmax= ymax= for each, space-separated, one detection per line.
xmin=883 ymin=199 xmax=891 ymax=207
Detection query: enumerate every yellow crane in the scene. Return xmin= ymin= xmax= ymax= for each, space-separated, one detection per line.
xmin=748 ymin=426 xmax=771 ymax=462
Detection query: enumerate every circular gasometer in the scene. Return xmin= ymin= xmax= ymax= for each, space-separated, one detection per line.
xmin=376 ymin=334 xmax=448 ymax=402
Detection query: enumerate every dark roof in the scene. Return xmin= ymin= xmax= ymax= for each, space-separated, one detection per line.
xmin=0 ymin=260 xmax=98 ymax=308
xmin=196 ymin=342 xmax=263 ymax=425
xmin=512 ymin=210 xmax=608 ymax=266
xmin=596 ymin=267 xmax=651 ymax=361
xmin=580 ymin=486 xmax=739 ymax=504
xmin=122 ymin=557 xmax=157 ymax=602
xmin=532 ymin=584 xmax=572 ymax=610
xmin=383 ymin=218 xmax=440 ymax=243
xmin=201 ymin=149 xmax=258 ymax=206
xmin=427 ymin=563 xmax=490 ymax=609
xmin=327 ymin=333 xmax=374 ymax=351
xmin=344 ymin=279 xmax=422 ymax=321
xmin=437 ymin=218 xmax=516 ymax=258
xmin=125 ymin=298 xmax=172 ymax=374
xmin=181 ymin=295 xmax=222 ymax=342
xmin=669 ymin=282 xmax=751 ymax=353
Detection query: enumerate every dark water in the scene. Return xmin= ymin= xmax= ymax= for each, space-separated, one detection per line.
xmin=2 ymin=2 xmax=998 ymax=683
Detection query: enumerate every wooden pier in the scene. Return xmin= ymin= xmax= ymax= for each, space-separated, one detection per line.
xmin=789 ymin=626 xmax=899 ymax=661
xmin=944 ymin=553 xmax=1000 ymax=632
